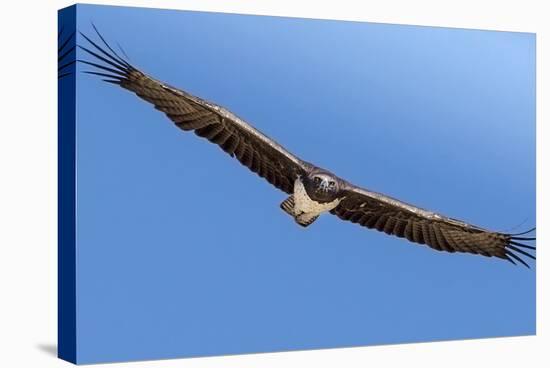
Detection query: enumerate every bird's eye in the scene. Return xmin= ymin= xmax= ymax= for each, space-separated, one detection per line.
xmin=329 ymin=181 xmax=335 ymax=187
xmin=314 ymin=177 xmax=321 ymax=184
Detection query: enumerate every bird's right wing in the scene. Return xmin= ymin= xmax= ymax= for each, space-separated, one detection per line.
xmin=58 ymin=26 xmax=75 ymax=79
xmin=79 ymin=27 xmax=312 ymax=194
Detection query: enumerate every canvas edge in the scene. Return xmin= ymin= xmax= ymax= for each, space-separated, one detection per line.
xmin=58 ymin=3 xmax=78 ymax=365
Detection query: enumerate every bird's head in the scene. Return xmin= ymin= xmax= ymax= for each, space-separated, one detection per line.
xmin=304 ymin=172 xmax=341 ymax=202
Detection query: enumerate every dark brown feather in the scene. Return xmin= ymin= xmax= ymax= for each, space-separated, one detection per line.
xmin=79 ymin=29 xmax=311 ymax=195
xmin=331 ymin=185 xmax=535 ymax=266
xmin=58 ymin=27 xmax=75 ymax=79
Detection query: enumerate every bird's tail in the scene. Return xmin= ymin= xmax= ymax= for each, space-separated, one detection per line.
xmin=280 ymin=196 xmax=295 ymax=216
xmin=280 ymin=196 xmax=319 ymax=227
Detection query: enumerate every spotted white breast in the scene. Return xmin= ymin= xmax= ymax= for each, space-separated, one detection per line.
xmin=292 ymin=179 xmax=341 ymax=216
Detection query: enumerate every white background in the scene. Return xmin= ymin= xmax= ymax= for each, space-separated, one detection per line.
xmin=0 ymin=0 xmax=546 ymax=367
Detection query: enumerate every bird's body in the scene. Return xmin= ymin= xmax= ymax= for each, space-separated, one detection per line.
xmin=79 ymin=27 xmax=536 ymax=267
xmin=282 ymin=177 xmax=343 ymax=227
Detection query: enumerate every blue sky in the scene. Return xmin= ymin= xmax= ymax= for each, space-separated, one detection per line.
xmin=70 ymin=4 xmax=535 ymax=364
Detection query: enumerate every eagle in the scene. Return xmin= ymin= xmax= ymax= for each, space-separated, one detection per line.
xmin=78 ymin=27 xmax=536 ymax=267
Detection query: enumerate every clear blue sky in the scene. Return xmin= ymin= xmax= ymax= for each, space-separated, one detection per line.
xmin=72 ymin=4 xmax=535 ymax=364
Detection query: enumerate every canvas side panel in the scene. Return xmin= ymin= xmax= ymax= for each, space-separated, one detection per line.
xmin=58 ymin=4 xmax=77 ymax=364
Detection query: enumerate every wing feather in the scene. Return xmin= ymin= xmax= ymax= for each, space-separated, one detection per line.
xmin=58 ymin=27 xmax=75 ymax=79
xmin=79 ymin=29 xmax=311 ymax=194
xmin=331 ymin=184 xmax=536 ymax=266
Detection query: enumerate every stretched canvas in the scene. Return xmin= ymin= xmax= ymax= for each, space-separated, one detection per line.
xmin=58 ymin=4 xmax=536 ymax=365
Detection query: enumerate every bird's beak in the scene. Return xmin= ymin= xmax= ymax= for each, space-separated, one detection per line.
xmin=319 ymin=179 xmax=329 ymax=192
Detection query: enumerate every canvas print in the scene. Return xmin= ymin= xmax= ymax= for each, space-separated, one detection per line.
xmin=58 ymin=4 xmax=536 ymax=365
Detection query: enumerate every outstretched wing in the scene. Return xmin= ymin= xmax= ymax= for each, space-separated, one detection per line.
xmin=78 ymin=27 xmax=311 ymax=194
xmin=331 ymin=184 xmax=536 ymax=267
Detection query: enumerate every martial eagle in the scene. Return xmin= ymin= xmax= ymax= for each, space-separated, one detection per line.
xmin=78 ymin=27 xmax=536 ymax=267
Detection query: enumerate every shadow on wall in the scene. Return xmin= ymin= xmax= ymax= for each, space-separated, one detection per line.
xmin=36 ymin=343 xmax=57 ymax=357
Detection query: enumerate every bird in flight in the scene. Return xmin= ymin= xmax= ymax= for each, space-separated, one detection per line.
xmin=78 ymin=27 xmax=536 ymax=267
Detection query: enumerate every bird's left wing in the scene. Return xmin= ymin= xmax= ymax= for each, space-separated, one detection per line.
xmin=331 ymin=183 xmax=536 ymax=267
xmin=78 ymin=28 xmax=312 ymax=194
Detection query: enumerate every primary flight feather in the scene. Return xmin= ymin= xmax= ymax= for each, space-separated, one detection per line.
xmin=58 ymin=26 xmax=75 ymax=79
xmin=78 ymin=27 xmax=536 ymax=267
